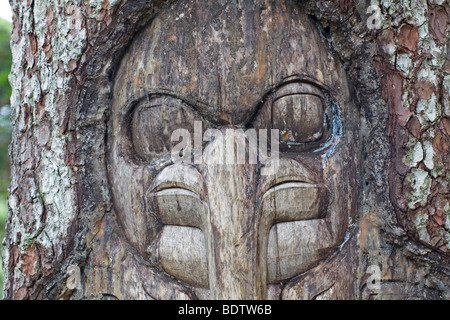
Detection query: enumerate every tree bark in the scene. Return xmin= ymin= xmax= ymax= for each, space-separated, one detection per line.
xmin=2 ymin=0 xmax=450 ymax=300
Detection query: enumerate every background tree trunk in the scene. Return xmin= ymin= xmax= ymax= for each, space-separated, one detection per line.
xmin=2 ymin=0 xmax=450 ymax=299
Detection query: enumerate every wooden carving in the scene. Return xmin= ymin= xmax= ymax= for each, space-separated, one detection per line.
xmin=5 ymin=0 xmax=450 ymax=301
xmin=106 ymin=0 xmax=358 ymax=299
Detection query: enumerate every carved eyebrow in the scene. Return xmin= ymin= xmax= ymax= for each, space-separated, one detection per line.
xmin=133 ymin=89 xmax=217 ymax=118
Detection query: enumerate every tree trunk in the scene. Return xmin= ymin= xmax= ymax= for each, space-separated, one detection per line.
xmin=2 ymin=0 xmax=450 ymax=300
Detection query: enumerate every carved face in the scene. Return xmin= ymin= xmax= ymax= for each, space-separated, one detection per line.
xmin=108 ymin=0 xmax=358 ymax=299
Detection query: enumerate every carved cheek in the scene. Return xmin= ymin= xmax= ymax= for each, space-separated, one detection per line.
xmin=257 ymin=158 xmax=332 ymax=284
xmin=145 ymin=164 xmax=210 ymax=288
xmin=159 ymin=226 xmax=208 ymax=288
xmin=261 ymin=184 xmax=332 ymax=283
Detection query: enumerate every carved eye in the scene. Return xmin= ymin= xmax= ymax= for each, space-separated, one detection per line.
xmin=252 ymin=82 xmax=332 ymax=153
xmin=131 ymin=95 xmax=203 ymax=160
xmin=273 ymin=94 xmax=325 ymax=144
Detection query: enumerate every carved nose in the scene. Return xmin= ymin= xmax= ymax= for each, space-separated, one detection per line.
xmin=202 ymin=128 xmax=265 ymax=299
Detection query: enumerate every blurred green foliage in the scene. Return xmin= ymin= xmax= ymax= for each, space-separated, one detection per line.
xmin=0 ymin=18 xmax=11 ymax=107
xmin=0 ymin=17 xmax=12 ymax=299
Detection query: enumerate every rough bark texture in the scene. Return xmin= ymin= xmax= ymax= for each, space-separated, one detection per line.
xmin=2 ymin=0 xmax=450 ymax=300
